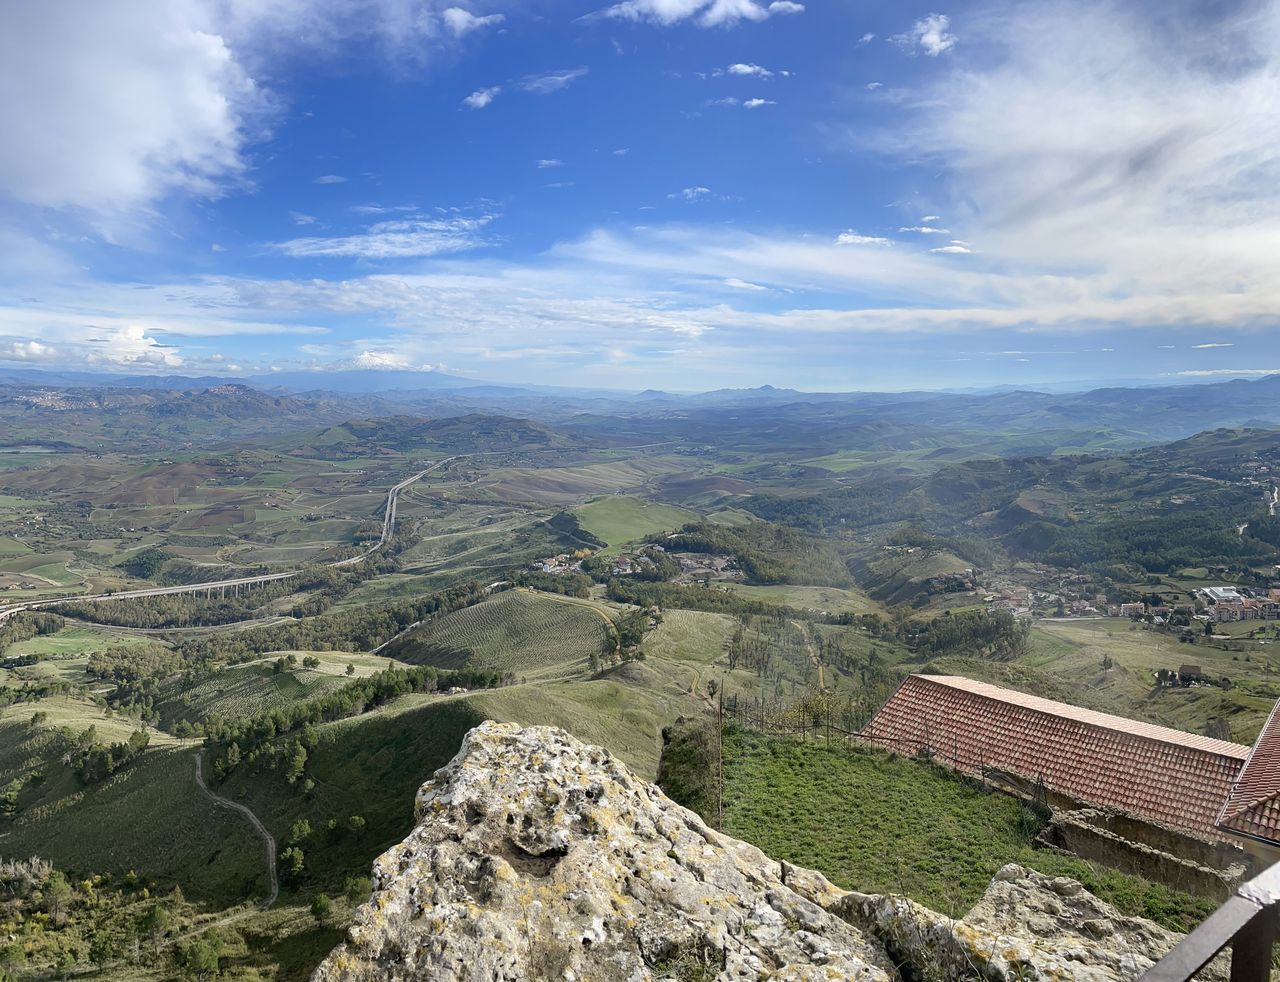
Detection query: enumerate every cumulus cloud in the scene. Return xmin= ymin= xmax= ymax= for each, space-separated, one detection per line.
xmin=744 ymin=98 xmax=775 ymax=109
xmin=0 ymin=1 xmax=260 ymax=216
xmin=0 ymin=325 xmax=184 ymax=368
xmin=592 ymin=0 xmax=803 ymax=28
xmin=669 ymin=186 xmax=712 ymax=201
xmin=442 ymin=7 xmax=504 ymax=35
xmin=728 ymin=62 xmax=773 ymax=77
xmin=462 ymin=85 xmax=501 ymax=109
xmin=892 ymin=13 xmax=956 ymax=56
xmin=865 ymin=81 xmax=883 ymax=90
xmin=274 ymin=215 xmax=494 ymax=258
xmin=0 ymin=0 xmax=493 ymax=221
xmin=835 ymin=230 xmax=891 ymax=245
xmin=520 ymin=68 xmax=588 ymax=94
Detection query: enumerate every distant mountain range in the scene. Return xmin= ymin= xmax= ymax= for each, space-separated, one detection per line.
xmin=2 ymin=366 xmax=1279 ymax=455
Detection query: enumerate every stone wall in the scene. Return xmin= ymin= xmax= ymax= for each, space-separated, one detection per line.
xmin=1038 ymin=809 xmax=1245 ymax=901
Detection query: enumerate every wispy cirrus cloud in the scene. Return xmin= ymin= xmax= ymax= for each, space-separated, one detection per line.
xmin=589 ymin=0 xmax=803 ymax=28
xmin=273 ymin=215 xmax=494 ymax=258
xmin=442 ymin=7 xmax=504 ymax=35
xmin=520 ymin=67 xmax=588 ymax=94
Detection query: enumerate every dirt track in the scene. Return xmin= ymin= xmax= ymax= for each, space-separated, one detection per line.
xmin=194 ymin=750 xmax=278 ymax=909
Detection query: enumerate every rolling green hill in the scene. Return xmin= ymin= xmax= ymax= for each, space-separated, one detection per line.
xmin=387 ymin=588 xmax=616 ymax=679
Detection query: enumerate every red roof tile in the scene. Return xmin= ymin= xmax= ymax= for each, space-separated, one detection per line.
xmin=865 ymin=675 xmax=1249 ymax=840
xmin=1217 ymin=698 xmax=1280 ymax=844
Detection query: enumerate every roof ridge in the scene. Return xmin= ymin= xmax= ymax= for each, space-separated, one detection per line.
xmin=1216 ymin=694 xmax=1280 ymax=828
xmin=913 ymin=674 xmax=1250 ymax=758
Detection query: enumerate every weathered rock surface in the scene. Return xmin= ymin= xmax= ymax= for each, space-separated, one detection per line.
xmin=314 ymin=722 xmax=1207 ymax=982
xmin=837 ymin=864 xmax=1224 ymax=981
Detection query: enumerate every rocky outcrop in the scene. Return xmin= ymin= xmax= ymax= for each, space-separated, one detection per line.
xmin=314 ymin=722 xmax=1208 ymax=982
xmin=837 ymin=864 xmax=1224 ymax=981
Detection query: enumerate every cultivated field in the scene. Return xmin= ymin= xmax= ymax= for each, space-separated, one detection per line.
xmin=391 ymin=589 xmax=616 ymax=679
xmin=573 ymin=494 xmax=698 ymax=552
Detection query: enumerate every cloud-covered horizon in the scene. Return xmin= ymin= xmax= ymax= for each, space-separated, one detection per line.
xmin=2 ymin=0 xmax=1279 ymax=389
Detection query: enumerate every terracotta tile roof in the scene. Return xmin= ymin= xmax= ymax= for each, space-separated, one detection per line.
xmin=865 ymin=675 xmax=1249 ymax=840
xmin=1217 ymin=698 xmax=1280 ymax=844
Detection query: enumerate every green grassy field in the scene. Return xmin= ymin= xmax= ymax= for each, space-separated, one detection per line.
xmin=689 ymin=727 xmax=1216 ymax=931
xmin=390 ymin=588 xmax=615 ymax=679
xmin=2 ymin=624 xmax=158 ymax=660
xmin=722 ymin=582 xmax=881 ymax=615
xmin=155 ymin=662 xmax=365 ymax=728
xmin=973 ymin=619 xmax=1280 ymax=743
xmin=574 ymin=494 xmax=699 ymax=552
xmin=639 ymin=608 xmax=735 ymax=665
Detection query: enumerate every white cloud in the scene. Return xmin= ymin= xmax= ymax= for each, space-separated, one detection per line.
xmin=931 ymin=244 xmax=971 ymax=254
xmin=462 ymin=85 xmax=501 ymax=109
xmin=1173 ymin=369 xmax=1280 ymax=377
xmin=211 ymin=242 xmax=226 ymax=252
xmin=314 ymin=174 xmax=348 ymax=184
xmin=352 ymin=349 xmax=416 ymax=369
xmin=0 ymin=0 xmax=512 ymax=226
xmin=442 ymin=7 xmax=504 ymax=35
xmin=865 ymin=81 xmax=883 ymax=91
xmin=892 ymin=12 xmax=956 ymax=56
xmin=592 ymin=0 xmax=802 ymax=28
xmin=536 ymin=159 xmax=563 ymax=168
xmin=744 ymin=98 xmax=775 ymax=109
xmin=876 ymin=0 xmax=1280 ymax=338
xmin=290 ymin=211 xmax=317 ymax=225
xmin=858 ymin=32 xmax=875 ymax=45
xmin=921 ymin=215 xmax=941 ymax=222
xmin=723 ymin=277 xmax=767 ymax=290
xmin=613 ymin=148 xmax=630 ymax=155
xmin=709 ymin=96 xmax=740 ymax=107
xmin=274 ymin=215 xmax=494 ymax=258
xmin=0 ymin=1 xmax=261 ymax=217
xmin=520 ymin=68 xmax=589 ymax=94
xmin=835 ymin=230 xmax=891 ymax=245
xmin=728 ymin=62 xmax=773 ymax=77
xmin=899 ymin=225 xmax=950 ymax=234
xmin=669 ymin=187 xmax=712 ymax=201
xmin=1192 ymin=342 xmax=1234 ymax=349
xmin=0 ymin=325 xmax=183 ymax=368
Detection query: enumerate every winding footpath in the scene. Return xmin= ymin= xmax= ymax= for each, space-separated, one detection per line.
xmin=193 ymin=750 xmax=278 ymax=910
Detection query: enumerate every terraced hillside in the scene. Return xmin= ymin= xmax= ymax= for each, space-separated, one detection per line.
xmin=388 ymin=588 xmax=616 ymax=679
xmin=154 ymin=661 xmax=360 ymax=729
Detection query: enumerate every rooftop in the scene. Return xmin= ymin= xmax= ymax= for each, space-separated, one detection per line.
xmin=866 ymin=675 xmax=1249 ymax=840
xmin=1218 ymin=699 xmax=1280 ymax=845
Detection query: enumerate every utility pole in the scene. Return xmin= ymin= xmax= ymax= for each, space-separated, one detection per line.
xmin=717 ymin=688 xmax=724 ymax=832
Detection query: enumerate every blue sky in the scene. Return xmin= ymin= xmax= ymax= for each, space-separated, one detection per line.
xmin=1 ymin=0 xmax=1278 ymax=391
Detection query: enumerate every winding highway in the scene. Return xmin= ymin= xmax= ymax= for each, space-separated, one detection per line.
xmin=0 ymin=459 xmax=452 ymax=623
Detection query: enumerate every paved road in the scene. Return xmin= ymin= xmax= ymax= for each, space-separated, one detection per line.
xmin=194 ymin=750 xmax=278 ymax=909
xmin=0 ymin=460 xmax=449 ymax=622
